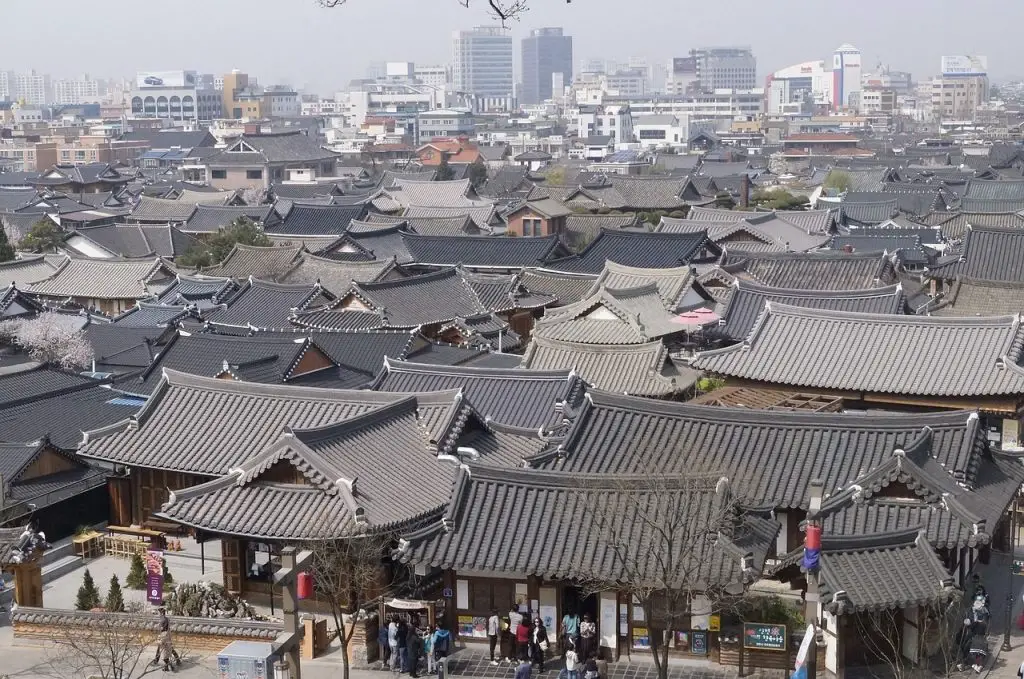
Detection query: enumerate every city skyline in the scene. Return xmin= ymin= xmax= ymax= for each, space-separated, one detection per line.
xmin=1 ymin=0 xmax=1020 ymax=95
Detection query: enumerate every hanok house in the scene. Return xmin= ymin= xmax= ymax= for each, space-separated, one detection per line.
xmin=395 ymin=466 xmax=779 ymax=662
xmin=504 ymin=198 xmax=572 ymax=238
xmin=691 ymin=305 xmax=1024 ymax=444
xmin=521 ymin=391 xmax=1021 ymax=670
xmin=26 ymin=256 xmax=178 ymax=316
xmin=202 ymin=132 xmax=340 ymax=191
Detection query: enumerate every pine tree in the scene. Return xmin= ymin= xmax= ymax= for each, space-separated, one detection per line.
xmin=0 ymin=225 xmax=14 ymax=263
xmin=126 ymin=552 xmax=146 ymax=589
xmin=105 ymin=574 xmax=125 ymax=612
xmin=163 ymin=558 xmax=173 ymax=585
xmin=75 ymin=568 xmax=101 ymax=610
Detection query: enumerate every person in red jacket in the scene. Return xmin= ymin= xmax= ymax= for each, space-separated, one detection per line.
xmin=516 ymin=613 xmax=532 ymax=662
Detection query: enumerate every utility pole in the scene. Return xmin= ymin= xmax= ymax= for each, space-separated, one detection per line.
xmin=273 ymin=546 xmax=313 ymax=679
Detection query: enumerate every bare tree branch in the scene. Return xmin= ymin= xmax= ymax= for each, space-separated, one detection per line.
xmin=316 ymin=0 xmax=571 ymax=24
xmin=43 ymin=605 xmax=155 ymax=679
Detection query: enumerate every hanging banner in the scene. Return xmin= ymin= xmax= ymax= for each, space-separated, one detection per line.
xmin=145 ymin=548 xmax=165 ymax=604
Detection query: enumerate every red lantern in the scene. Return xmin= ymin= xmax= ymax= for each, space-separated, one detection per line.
xmin=297 ymin=571 xmax=313 ymax=600
xmin=805 ymin=524 xmax=822 ymax=550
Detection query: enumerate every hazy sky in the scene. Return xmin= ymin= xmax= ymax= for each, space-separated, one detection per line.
xmin=3 ymin=0 xmax=1021 ymax=93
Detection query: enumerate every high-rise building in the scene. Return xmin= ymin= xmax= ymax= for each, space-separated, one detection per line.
xmin=0 ymin=71 xmax=12 ymax=101
xmin=14 ymin=70 xmax=50 ymax=105
xmin=932 ymin=55 xmax=989 ymax=120
xmin=53 ymin=76 xmax=101 ymax=104
xmin=692 ymin=47 xmax=757 ymax=91
xmin=452 ymin=26 xmax=514 ymax=98
xmin=667 ymin=57 xmax=699 ymax=95
xmin=832 ymin=44 xmax=863 ymax=111
xmin=521 ymin=28 xmax=572 ymax=105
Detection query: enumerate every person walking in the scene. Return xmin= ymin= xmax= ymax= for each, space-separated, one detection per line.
xmin=560 ymin=609 xmax=579 ymax=656
xmin=578 ymin=614 xmax=596 ymax=661
xmin=488 ymin=609 xmax=501 ymax=665
xmin=378 ymin=620 xmax=392 ymax=670
xmin=516 ymin=612 xmax=532 ymax=662
xmin=515 ymin=658 xmax=533 ymax=679
xmin=531 ymin=616 xmax=550 ymax=672
xmin=431 ymin=623 xmax=452 ymax=679
xmin=508 ymin=606 xmax=523 ymax=664
xmin=406 ymin=620 xmax=422 ymax=678
xmin=389 ymin=615 xmax=401 ymax=672
xmin=150 ymin=607 xmax=181 ymax=672
xmin=397 ymin=617 xmax=409 ymax=673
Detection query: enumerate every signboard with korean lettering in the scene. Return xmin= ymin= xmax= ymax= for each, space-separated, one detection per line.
xmin=743 ymin=623 xmax=787 ymax=651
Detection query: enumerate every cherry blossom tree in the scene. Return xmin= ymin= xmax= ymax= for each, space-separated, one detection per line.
xmin=0 ymin=312 xmax=93 ymax=369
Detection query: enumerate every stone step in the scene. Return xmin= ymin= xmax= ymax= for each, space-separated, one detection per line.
xmin=41 ymin=554 xmax=83 ymax=584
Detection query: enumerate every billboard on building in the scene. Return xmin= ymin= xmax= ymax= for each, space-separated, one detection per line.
xmin=136 ymin=70 xmax=197 ymax=88
xmin=941 ymin=56 xmax=987 ymax=76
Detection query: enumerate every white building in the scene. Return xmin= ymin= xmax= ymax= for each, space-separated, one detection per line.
xmin=264 ymin=87 xmax=301 ymax=117
xmin=127 ymin=70 xmax=220 ymax=122
xmin=415 ymin=65 xmax=450 ymax=90
xmin=633 ymin=114 xmax=688 ymax=149
xmin=347 ymin=82 xmax=442 ymax=127
xmin=618 ymin=90 xmax=764 ymax=122
xmin=931 ymin=56 xmax=989 ymax=121
xmin=0 ymin=71 xmax=11 ymax=101
xmin=575 ymin=104 xmax=633 ymax=146
xmin=14 ymin=71 xmax=49 ymax=105
xmin=832 ymin=44 xmax=862 ymax=111
xmin=53 ymin=77 xmax=101 ymax=105
xmin=766 ymin=60 xmax=833 ymax=115
xmin=452 ymin=26 xmax=514 ymax=99
xmin=417 ymin=107 xmax=474 ymax=144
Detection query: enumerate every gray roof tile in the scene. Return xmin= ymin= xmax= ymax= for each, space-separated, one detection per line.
xmin=726 ymin=250 xmax=896 ymax=290
xmin=402 ymin=233 xmax=564 ymax=269
xmin=927 ymin=226 xmax=1024 ymax=282
xmin=519 ymin=269 xmax=598 ymax=306
xmin=344 ymin=267 xmax=486 ymax=326
xmin=183 ymin=204 xmax=280 ymax=234
xmin=931 ymin=278 xmax=1024 ymax=316
xmin=204 ymin=279 xmax=330 ymax=328
xmin=693 ymin=304 xmax=1024 ymax=397
xmin=0 ymin=255 xmax=63 ymax=288
xmin=550 ymin=229 xmax=718 ymax=274
xmin=128 ymin=196 xmax=201 ymax=223
xmin=278 ymin=254 xmax=396 ymax=296
xmin=267 ymin=204 xmax=367 ymax=237
xmin=200 ymin=244 xmax=304 ymax=280
xmin=28 ymin=257 xmax=176 ymax=300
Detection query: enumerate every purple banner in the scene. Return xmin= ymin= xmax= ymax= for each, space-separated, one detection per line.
xmin=145 ymin=549 xmax=164 ymax=604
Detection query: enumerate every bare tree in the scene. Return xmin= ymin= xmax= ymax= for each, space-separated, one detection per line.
xmin=569 ymin=473 xmax=757 ymax=679
xmin=305 ymin=529 xmax=398 ymax=679
xmin=44 ymin=606 xmax=153 ymax=679
xmin=317 ymin=0 xmax=572 ymax=24
xmin=0 ymin=312 xmax=93 ymax=369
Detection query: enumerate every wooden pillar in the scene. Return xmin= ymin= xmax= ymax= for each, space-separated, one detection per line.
xmin=442 ymin=569 xmax=456 ymax=632
xmin=222 ymin=538 xmax=242 ymax=594
xmin=107 ymin=476 xmax=132 ymax=527
xmin=12 ymin=561 xmax=43 ymax=608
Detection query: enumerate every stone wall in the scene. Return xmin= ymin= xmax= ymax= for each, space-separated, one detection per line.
xmin=11 ymin=607 xmax=283 ymax=652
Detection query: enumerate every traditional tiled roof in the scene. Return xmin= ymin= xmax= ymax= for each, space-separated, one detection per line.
xmin=127 ymin=196 xmax=200 ymax=223
xmin=401 ymin=233 xmax=565 ymax=269
xmin=817 ymin=530 xmax=955 ymax=614
xmin=518 ymin=269 xmax=598 ymax=306
xmin=78 ymin=369 xmax=428 ymax=474
xmin=0 ymin=365 xmax=139 ymax=448
xmin=277 ymin=254 xmax=395 ymax=295
xmin=659 ymin=214 xmax=830 ymax=253
xmin=839 ymin=193 xmax=899 ymax=225
xmin=0 ymin=255 xmax=63 ymax=288
xmin=960 ymin=197 xmax=1024 ymax=213
xmin=549 ymin=229 xmax=720 ymax=274
xmin=28 ymin=256 xmax=175 ymax=300
xmin=965 ymin=179 xmax=1024 ymax=201
xmin=931 ymin=278 xmax=1024 ymax=316
xmin=0 ymin=440 xmax=104 ymax=512
xmin=325 ymin=222 xmax=412 ymax=263
xmin=200 ymin=244 xmax=304 ymax=280
xmin=717 ymin=281 xmax=907 ymax=342
xmin=0 ymin=285 xmax=44 ymax=318
xmin=537 ymin=284 xmax=701 ymax=344
xmin=925 ymin=212 xmax=1024 ymax=240
xmin=536 ymin=390 xmax=986 ymax=493
xmin=926 ymin=226 xmax=1024 ymax=282
xmin=111 ymin=302 xmax=198 ymax=328
xmin=582 ymin=261 xmax=698 ymax=312
xmin=561 ymin=213 xmax=640 ymax=252
xmin=205 ymin=133 xmax=337 ymax=167
xmin=693 ymin=304 xmax=1024 ymax=398
xmin=726 ymin=250 xmax=896 ymax=290
xmin=460 ymin=270 xmax=555 ymax=312
xmin=399 ymin=466 xmax=778 ymax=588
xmin=289 ymin=306 xmax=389 ymax=331
xmin=266 ymin=204 xmax=367 ymax=237
xmin=402 ymin=204 xmax=496 ymax=229
xmin=65 ymin=224 xmax=197 ymax=259
xmin=368 ymin=213 xmax=483 ymax=236
xmin=183 ymin=204 xmax=280 ymax=234
xmin=369 ymin=358 xmax=584 ymax=429
xmin=157 ymin=275 xmax=238 ymax=306
xmin=521 ymin=336 xmax=690 ymax=396
xmin=271 ymin=182 xmax=343 ymax=200
xmin=343 ymin=267 xmax=486 ymax=326
xmin=157 ymin=396 xmax=465 ymax=538
xmin=382 ymin=178 xmax=474 ymax=206
xmin=204 ymin=279 xmax=331 ymax=328
xmin=86 ymin=324 xmax=167 ymax=372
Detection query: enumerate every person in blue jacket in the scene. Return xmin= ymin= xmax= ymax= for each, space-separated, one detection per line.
xmin=431 ymin=623 xmax=452 ymax=678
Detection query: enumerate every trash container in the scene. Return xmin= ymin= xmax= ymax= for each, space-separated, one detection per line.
xmin=217 ymin=640 xmax=279 ymax=679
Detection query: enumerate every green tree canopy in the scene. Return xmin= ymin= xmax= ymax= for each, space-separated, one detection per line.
xmin=105 ymin=574 xmax=126 ymax=612
xmin=823 ymin=170 xmax=852 ymax=193
xmin=177 ymin=216 xmax=272 ymax=269
xmin=19 ymin=219 xmax=65 ymax=253
xmin=436 ymin=153 xmax=455 ymax=181
xmin=751 ymin=189 xmax=810 ymax=211
xmin=467 ymin=159 xmax=488 ymax=189
xmin=0 ymin=223 xmax=15 ymax=262
xmin=76 ymin=568 xmax=102 ymax=611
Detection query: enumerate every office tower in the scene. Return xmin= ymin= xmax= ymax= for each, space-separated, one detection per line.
xmin=692 ymin=47 xmax=757 ymax=91
xmin=452 ymin=26 xmax=514 ymax=98
xmin=521 ymin=27 xmax=573 ymax=105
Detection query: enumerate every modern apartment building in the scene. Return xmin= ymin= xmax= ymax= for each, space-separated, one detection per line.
xmin=521 ymin=27 xmax=573 ymax=105
xmin=14 ymin=71 xmax=50 ymax=105
xmin=692 ymin=47 xmax=757 ymax=92
xmin=452 ymin=26 xmax=514 ymax=99
xmin=53 ymin=77 xmax=101 ymax=105
xmin=0 ymin=72 xmax=11 ymax=101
